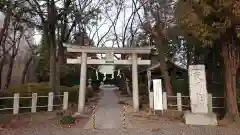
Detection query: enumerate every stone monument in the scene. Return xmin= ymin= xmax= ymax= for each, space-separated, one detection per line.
xmin=184 ymin=65 xmax=217 ymax=125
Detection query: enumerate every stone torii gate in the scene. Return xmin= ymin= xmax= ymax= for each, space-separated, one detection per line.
xmin=63 ymin=43 xmax=152 ymax=113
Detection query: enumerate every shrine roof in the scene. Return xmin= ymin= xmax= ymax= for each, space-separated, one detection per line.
xmin=63 ymin=43 xmax=154 ymax=54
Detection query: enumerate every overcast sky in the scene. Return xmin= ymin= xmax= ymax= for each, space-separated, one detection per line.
xmin=32 ymin=0 xmax=141 ymax=48
xmin=88 ymin=0 xmax=142 ymax=48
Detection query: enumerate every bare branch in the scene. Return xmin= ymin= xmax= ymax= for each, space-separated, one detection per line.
xmin=95 ymin=3 xmax=124 ymax=47
xmin=122 ymin=0 xmax=147 ymax=47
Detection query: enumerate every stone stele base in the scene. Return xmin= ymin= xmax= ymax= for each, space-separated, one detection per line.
xmin=184 ymin=111 xmax=218 ymax=126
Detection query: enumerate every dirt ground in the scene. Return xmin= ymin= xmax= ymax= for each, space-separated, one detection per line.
xmin=116 ymin=90 xmax=240 ymax=134
xmin=0 ymin=90 xmax=101 ymax=129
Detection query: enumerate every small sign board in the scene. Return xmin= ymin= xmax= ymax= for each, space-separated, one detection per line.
xmin=149 ymin=92 xmax=154 ymax=109
xmin=153 ymin=79 xmax=163 ymax=110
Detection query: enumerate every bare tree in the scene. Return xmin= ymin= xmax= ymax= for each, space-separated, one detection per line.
xmin=4 ymin=19 xmax=25 ymax=89
xmin=0 ymin=1 xmax=13 ymax=90
xmin=21 ymin=33 xmax=39 ymax=84
xmin=136 ymin=0 xmax=175 ymax=95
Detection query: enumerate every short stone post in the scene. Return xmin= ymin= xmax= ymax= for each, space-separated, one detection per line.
xmin=13 ymin=93 xmax=20 ymax=114
xmin=163 ymin=92 xmax=168 ymax=110
xmin=88 ymin=78 xmax=92 ymax=89
xmin=63 ymin=92 xmax=69 ymax=110
xmin=48 ymin=92 xmax=54 ymax=112
xmin=126 ymin=78 xmax=131 ymax=96
xmin=177 ymin=93 xmax=182 ymax=111
xmin=96 ymin=70 xmax=99 ymax=80
xmin=208 ymin=93 xmax=213 ymax=113
xmin=31 ymin=93 xmax=38 ymax=113
xmin=149 ymin=92 xmax=154 ymax=109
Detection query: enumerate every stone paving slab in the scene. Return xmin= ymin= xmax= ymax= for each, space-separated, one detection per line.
xmin=84 ymin=85 xmax=128 ymax=129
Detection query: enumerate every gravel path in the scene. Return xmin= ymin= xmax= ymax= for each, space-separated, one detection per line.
xmin=84 ymin=85 xmax=130 ymax=129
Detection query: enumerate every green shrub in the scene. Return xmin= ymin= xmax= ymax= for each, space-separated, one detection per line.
xmin=237 ymin=81 xmax=240 ymax=111
xmin=237 ymin=94 xmax=240 ymax=111
xmin=7 ymin=83 xmax=78 ymax=99
xmin=237 ymin=87 xmax=240 ymax=111
xmin=7 ymin=82 xmax=50 ymax=95
xmin=72 ymin=85 xmax=94 ymax=99
xmin=139 ymin=83 xmax=148 ymax=96
xmin=171 ymin=79 xmax=189 ymax=95
xmin=91 ymin=80 xmax=101 ymax=90
xmin=60 ymin=115 xmax=74 ymax=124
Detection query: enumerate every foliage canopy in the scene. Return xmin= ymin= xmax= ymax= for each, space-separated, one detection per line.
xmin=175 ymin=0 xmax=240 ymax=46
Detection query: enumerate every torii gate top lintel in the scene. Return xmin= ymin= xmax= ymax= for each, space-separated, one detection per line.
xmin=63 ymin=43 xmax=153 ymax=54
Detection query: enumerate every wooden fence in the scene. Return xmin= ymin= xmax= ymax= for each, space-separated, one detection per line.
xmin=0 ymin=91 xmax=225 ymax=114
xmin=162 ymin=92 xmax=225 ymax=112
xmin=0 ymin=92 xmax=69 ymax=114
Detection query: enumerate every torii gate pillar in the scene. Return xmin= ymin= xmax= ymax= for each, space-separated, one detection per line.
xmin=132 ymin=53 xmax=139 ymax=112
xmin=78 ymin=52 xmax=87 ymax=113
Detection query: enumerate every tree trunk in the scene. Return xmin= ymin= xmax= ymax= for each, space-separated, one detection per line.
xmin=156 ymin=39 xmax=173 ymax=96
xmin=49 ymin=41 xmax=57 ymax=93
xmin=56 ymin=60 xmax=60 ymax=91
xmin=21 ymin=56 xmax=33 ymax=84
xmin=0 ymin=2 xmax=12 ymax=90
xmin=160 ymin=64 xmax=173 ymax=96
xmin=56 ymin=44 xmax=65 ymax=95
xmin=205 ymin=50 xmax=214 ymax=94
xmin=4 ymin=56 xmax=14 ymax=89
xmin=222 ymin=43 xmax=239 ymax=121
xmin=48 ymin=26 xmax=57 ymax=94
xmin=48 ymin=2 xmax=59 ymax=94
xmin=56 ymin=19 xmax=66 ymax=96
xmin=0 ymin=58 xmax=5 ymax=90
xmin=187 ymin=46 xmax=191 ymax=68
